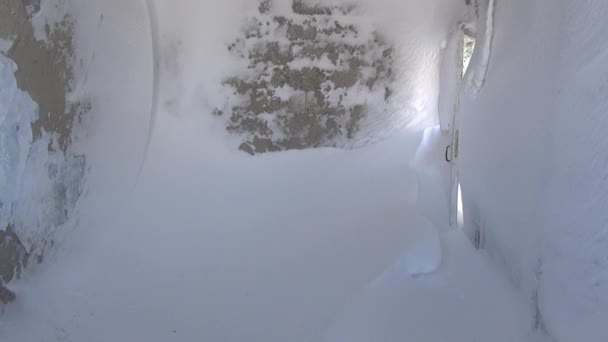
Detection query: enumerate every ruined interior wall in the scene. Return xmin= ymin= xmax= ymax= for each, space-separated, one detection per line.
xmin=218 ymin=0 xmax=396 ymax=154
xmin=0 ymin=0 xmax=86 ymax=290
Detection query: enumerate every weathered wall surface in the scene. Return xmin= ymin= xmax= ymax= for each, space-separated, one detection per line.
xmin=0 ymin=0 xmax=86 ymax=292
xmin=217 ymin=0 xmax=395 ymax=154
xmin=460 ymin=0 xmax=608 ymax=340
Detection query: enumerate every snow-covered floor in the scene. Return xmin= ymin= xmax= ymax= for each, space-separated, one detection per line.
xmin=327 ymin=232 xmax=550 ymax=342
xmin=1 ymin=113 xmax=545 ymax=341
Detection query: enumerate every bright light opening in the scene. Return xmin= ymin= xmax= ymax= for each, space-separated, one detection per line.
xmin=457 ymin=183 xmax=464 ymax=229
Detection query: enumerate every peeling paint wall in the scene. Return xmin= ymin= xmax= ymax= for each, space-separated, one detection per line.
xmin=0 ymin=0 xmax=86 ymax=290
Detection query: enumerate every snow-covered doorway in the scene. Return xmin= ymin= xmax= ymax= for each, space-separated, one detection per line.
xmin=438 ymin=23 xmax=467 ymax=228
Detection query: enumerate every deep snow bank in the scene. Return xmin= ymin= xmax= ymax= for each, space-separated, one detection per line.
xmin=460 ymin=0 xmax=608 ymax=340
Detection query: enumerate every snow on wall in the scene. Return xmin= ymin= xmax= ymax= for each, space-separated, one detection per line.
xmin=61 ymin=0 xmax=155 ymax=224
xmin=218 ymin=2 xmax=396 ymax=154
xmin=438 ymin=27 xmax=462 ymax=132
xmin=460 ymin=0 xmax=608 ymax=340
xmin=0 ymin=53 xmax=85 ymax=265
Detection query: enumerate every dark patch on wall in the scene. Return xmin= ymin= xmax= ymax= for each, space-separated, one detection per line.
xmin=218 ymin=0 xmax=395 ymax=154
xmin=0 ymin=225 xmax=29 ymax=286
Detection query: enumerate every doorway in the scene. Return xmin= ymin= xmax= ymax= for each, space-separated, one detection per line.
xmin=442 ymin=24 xmax=476 ymax=228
